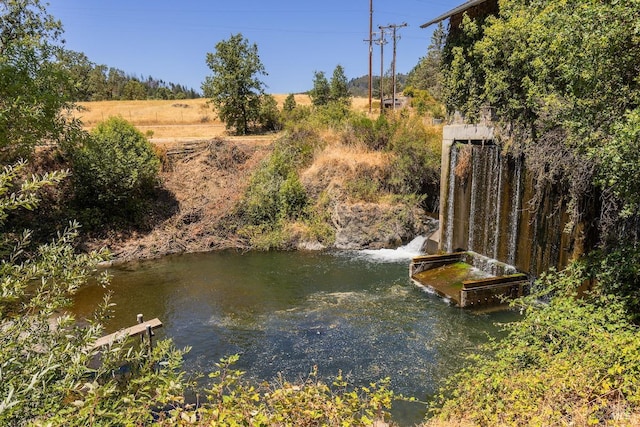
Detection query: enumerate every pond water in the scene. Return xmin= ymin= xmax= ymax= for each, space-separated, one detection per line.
xmin=72 ymin=238 xmax=518 ymax=425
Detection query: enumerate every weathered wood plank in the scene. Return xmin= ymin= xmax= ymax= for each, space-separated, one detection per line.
xmin=90 ymin=318 xmax=162 ymax=350
xmin=462 ymin=273 xmax=528 ymax=289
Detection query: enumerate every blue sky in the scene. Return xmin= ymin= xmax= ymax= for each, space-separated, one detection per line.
xmin=47 ymin=1 xmax=461 ymax=94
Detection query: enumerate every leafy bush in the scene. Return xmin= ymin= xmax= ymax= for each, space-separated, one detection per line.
xmin=281 ymin=104 xmax=312 ymax=128
xmin=432 ymin=265 xmax=640 ymax=426
xmin=164 ymin=355 xmax=396 ymax=426
xmin=69 ymin=116 xmax=160 ymax=221
xmin=307 ymin=101 xmax=353 ymax=128
xmin=258 ymin=93 xmax=282 ymax=132
xmin=238 ymin=126 xmax=323 ymax=244
xmin=588 ymin=245 xmax=640 ymax=322
xmin=0 ymin=162 xmax=187 ymax=426
xmin=342 ymin=114 xmax=394 ymax=150
xmin=387 ymin=116 xmax=441 ymax=203
xmin=404 ymin=86 xmax=445 ymax=119
xmin=345 ymin=176 xmax=381 ymax=203
xmin=593 ymin=109 xmax=640 ymax=219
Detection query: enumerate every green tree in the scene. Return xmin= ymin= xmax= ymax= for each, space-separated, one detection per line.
xmin=154 ymin=86 xmax=173 ymax=100
xmin=283 ymin=93 xmax=297 ymax=112
xmin=202 ymin=33 xmax=267 ymax=135
xmin=55 ymin=49 xmax=95 ymax=101
xmin=68 ymin=116 xmax=160 ymax=219
xmin=107 ymin=67 xmax=126 ymax=99
xmin=330 ymin=64 xmax=351 ymax=106
xmin=258 ymin=93 xmax=281 ymax=132
xmin=407 ymin=22 xmax=445 ymax=100
xmin=122 ymin=79 xmax=147 ymax=100
xmin=0 ymin=0 xmax=78 ymax=162
xmin=309 ymin=71 xmax=330 ymax=106
xmin=86 ymin=64 xmax=110 ymax=100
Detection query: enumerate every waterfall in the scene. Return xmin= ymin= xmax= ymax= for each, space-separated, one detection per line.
xmin=507 ymin=156 xmax=522 ymax=266
xmin=445 ymin=145 xmax=457 ymax=253
xmin=443 ymin=140 xmax=579 ymax=277
xmin=468 ymin=147 xmax=478 ymax=251
xmin=358 ymin=236 xmax=427 ymax=262
xmin=491 ymin=147 xmax=503 ymax=259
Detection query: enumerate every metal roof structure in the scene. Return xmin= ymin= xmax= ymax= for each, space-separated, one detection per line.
xmin=420 ymin=0 xmax=490 ymax=28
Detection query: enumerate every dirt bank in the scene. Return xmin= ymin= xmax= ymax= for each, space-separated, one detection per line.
xmin=86 ymin=134 xmax=437 ymax=263
xmin=86 ymin=137 xmax=273 ymax=262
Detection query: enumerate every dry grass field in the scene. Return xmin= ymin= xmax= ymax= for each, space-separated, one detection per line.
xmin=72 ymin=95 xmax=372 ymax=143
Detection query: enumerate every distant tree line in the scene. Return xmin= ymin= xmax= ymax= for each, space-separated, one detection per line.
xmin=346 ymin=74 xmax=408 ymax=99
xmin=56 ymin=50 xmax=200 ymax=102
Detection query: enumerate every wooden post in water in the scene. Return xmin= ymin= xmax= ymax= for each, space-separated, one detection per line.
xmin=137 ymin=313 xmax=145 ymax=346
xmin=137 ymin=313 xmax=154 ymax=353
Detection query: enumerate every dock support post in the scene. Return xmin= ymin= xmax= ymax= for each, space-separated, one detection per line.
xmin=137 ymin=313 xmax=154 ymax=353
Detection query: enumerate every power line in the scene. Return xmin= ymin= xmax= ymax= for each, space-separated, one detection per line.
xmin=379 ymin=22 xmax=407 ymax=111
xmin=375 ymin=27 xmax=387 ymax=113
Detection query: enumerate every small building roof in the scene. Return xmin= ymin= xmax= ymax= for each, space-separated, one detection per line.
xmin=420 ymin=0 xmax=489 ymax=28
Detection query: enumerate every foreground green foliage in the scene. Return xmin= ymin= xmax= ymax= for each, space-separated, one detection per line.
xmin=162 ymin=355 xmax=396 ymax=426
xmin=433 ymin=265 xmax=640 ymax=426
xmin=0 ymin=162 xmax=187 ymax=426
xmin=0 ymin=0 xmax=81 ymax=162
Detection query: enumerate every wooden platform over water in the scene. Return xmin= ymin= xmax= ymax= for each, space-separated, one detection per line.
xmin=90 ymin=317 xmax=162 ymax=350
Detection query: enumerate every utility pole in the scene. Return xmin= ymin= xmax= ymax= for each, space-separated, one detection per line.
xmin=381 ymin=22 xmax=407 ymax=110
xmin=368 ymin=0 xmax=373 ymax=114
xmin=376 ymin=27 xmax=387 ymax=113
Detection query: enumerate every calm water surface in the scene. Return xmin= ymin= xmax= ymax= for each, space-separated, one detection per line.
xmin=72 ymin=239 xmax=518 ymax=425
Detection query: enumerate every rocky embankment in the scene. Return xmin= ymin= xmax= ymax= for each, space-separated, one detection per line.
xmin=90 ymin=137 xmax=437 ymax=263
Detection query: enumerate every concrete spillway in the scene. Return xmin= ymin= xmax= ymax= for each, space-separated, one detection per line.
xmin=412 ymin=123 xmax=593 ymax=308
xmin=410 ymin=252 xmax=527 ymax=308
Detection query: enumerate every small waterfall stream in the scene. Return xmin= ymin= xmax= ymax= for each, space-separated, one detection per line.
xmin=442 ymin=141 xmax=579 ymax=277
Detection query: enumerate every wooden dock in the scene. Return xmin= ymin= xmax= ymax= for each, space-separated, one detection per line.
xmin=90 ymin=316 xmax=162 ymax=351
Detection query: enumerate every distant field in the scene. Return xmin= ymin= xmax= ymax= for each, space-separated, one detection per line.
xmin=72 ymin=95 xmax=372 ymax=142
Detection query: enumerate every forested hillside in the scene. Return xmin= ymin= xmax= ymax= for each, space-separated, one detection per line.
xmin=58 ymin=50 xmax=200 ymax=101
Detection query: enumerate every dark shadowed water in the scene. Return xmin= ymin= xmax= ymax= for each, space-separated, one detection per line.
xmin=72 ymin=239 xmax=518 ymax=425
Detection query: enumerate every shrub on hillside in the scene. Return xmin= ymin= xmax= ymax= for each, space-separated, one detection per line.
xmin=258 ymin=94 xmax=282 ymax=132
xmin=239 ymin=126 xmax=321 ymax=226
xmin=307 ymin=101 xmax=352 ymax=128
xmin=342 ymin=114 xmax=395 ymax=150
xmin=67 ymin=116 xmax=160 ymax=222
xmin=237 ymin=126 xmax=327 ymax=248
xmin=387 ymin=116 xmax=441 ymax=207
xmin=404 ymin=86 xmax=445 ymax=119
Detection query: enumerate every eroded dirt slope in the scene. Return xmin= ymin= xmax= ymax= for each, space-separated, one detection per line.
xmin=94 ymin=137 xmax=273 ymax=262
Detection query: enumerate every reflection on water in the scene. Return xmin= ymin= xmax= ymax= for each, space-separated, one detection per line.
xmin=72 ymin=242 xmax=518 ymax=425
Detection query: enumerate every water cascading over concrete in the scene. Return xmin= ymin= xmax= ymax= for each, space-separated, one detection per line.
xmin=439 ymin=124 xmax=584 ymax=277
xmin=412 ymin=123 xmax=588 ymax=307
